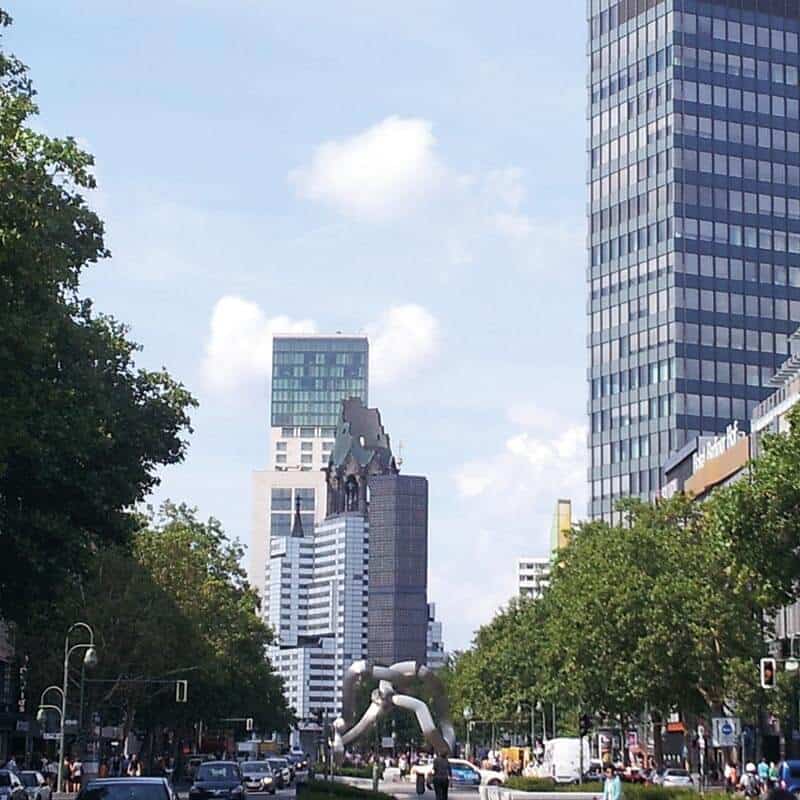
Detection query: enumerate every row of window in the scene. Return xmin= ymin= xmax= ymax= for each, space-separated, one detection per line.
xmin=591 ymin=83 xmax=671 ymax=137
xmin=590 ymin=254 xmax=800 ymax=299
xmin=678 ymin=112 xmax=800 ymax=153
xmin=674 ymin=79 xmax=800 ymax=120
xmin=590 ymin=324 xmax=671 ymax=365
xmin=674 ymin=11 xmax=800 ymax=54
xmin=273 ymin=351 xmax=366 ymax=365
xmin=590 ymin=9 xmax=672 ymax=72
xmin=591 ymin=360 xmax=672 ymax=398
xmin=590 ymin=151 xmax=673 ymax=207
xmin=273 ymin=367 xmax=366 ymax=380
xmin=590 ymin=256 xmax=672 ymax=299
xmin=280 ymin=426 xmax=337 ymax=437
xmin=591 ymin=115 xmax=672 ymax=168
xmin=590 ymin=45 xmax=672 ymax=105
xmin=676 ymin=44 xmax=800 ymax=84
xmin=591 ymin=469 xmax=670 ymax=504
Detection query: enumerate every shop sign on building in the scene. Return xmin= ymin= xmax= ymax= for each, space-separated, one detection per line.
xmin=693 ymin=422 xmax=745 ymax=472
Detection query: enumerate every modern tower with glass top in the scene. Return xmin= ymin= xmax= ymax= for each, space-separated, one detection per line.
xmin=587 ymin=0 xmax=800 ymax=521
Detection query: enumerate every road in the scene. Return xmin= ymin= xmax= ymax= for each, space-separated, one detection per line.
xmin=334 ymin=775 xmax=482 ymax=800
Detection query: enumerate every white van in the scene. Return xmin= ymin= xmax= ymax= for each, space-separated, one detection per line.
xmin=542 ymin=738 xmax=592 ymax=784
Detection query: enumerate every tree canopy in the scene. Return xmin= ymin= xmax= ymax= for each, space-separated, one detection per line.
xmin=0 ymin=9 xmax=195 ymax=621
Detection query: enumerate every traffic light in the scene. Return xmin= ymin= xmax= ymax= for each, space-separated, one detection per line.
xmin=579 ymin=714 xmax=593 ymax=737
xmin=246 ymin=718 xmax=254 ymax=732
xmin=175 ymin=680 xmax=188 ymax=703
xmin=760 ymin=658 xmax=777 ymax=690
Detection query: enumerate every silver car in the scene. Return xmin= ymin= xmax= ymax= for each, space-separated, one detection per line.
xmin=19 ymin=773 xmax=51 ymax=800
xmin=662 ymin=768 xmax=693 ymax=788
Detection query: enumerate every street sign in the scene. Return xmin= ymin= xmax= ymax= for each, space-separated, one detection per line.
xmin=712 ymin=717 xmax=741 ymax=748
xmin=43 ymin=733 xmax=61 ymax=741
xmin=381 ymin=736 xmax=394 ymax=748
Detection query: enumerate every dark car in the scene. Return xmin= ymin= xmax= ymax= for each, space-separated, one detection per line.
xmin=189 ymin=762 xmax=245 ymax=800
xmin=77 ymin=778 xmax=174 ymax=800
xmin=19 ymin=772 xmax=51 ymax=800
xmin=285 ymin=754 xmax=307 ymax=774
xmin=779 ymin=760 xmax=800 ymax=794
xmin=239 ymin=763 xmax=275 ymax=795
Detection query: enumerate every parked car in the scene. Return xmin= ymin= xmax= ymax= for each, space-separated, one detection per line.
xmin=583 ymin=761 xmax=604 ymax=782
xmin=188 ymin=762 xmax=245 ymax=800
xmin=0 ymin=771 xmax=26 ymax=800
xmin=77 ymin=778 xmax=174 ymax=800
xmin=265 ymin=759 xmax=290 ymax=789
xmin=779 ymin=760 xmax=800 ymax=794
xmin=240 ymin=763 xmax=275 ymax=795
xmin=661 ymin=768 xmax=693 ymax=788
xmin=19 ymin=772 xmax=51 ymax=800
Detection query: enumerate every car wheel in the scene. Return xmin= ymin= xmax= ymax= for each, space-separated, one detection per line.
xmin=488 ymin=780 xmax=500 ymax=787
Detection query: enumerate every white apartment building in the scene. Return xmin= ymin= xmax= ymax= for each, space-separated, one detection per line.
xmin=267 ymin=511 xmax=369 ymax=720
xmin=517 ymin=557 xmax=552 ymax=600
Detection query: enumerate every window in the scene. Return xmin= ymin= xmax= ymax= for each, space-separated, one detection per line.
xmin=301 ymin=441 xmax=313 ymax=451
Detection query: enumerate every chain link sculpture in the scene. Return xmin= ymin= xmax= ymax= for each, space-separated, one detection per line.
xmin=332 ymin=660 xmax=455 ymax=763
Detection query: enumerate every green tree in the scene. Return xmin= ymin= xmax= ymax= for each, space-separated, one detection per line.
xmin=0 ymin=9 xmax=195 ymax=621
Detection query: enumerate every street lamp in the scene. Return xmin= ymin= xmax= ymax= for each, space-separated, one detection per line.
xmin=57 ymin=623 xmax=98 ymax=794
xmin=535 ymin=701 xmax=547 ymax=742
xmin=36 ymin=685 xmax=64 ymax=728
xmin=517 ymin=702 xmax=535 ymax=751
xmin=463 ymin=707 xmax=473 ymax=761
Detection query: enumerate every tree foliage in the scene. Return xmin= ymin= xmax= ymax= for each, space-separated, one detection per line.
xmin=0 ymin=10 xmax=195 ymax=621
xmin=21 ymin=504 xmax=293 ymax=743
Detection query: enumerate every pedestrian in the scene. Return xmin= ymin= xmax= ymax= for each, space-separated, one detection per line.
xmin=759 ymin=758 xmax=770 ymax=788
xmin=603 ymin=766 xmax=621 ymax=800
xmin=741 ymin=763 xmax=761 ymax=799
xmin=127 ymin=754 xmax=142 ymax=777
xmin=431 ymin=751 xmax=451 ymax=800
xmin=98 ymin=760 xmax=109 ymax=779
xmin=770 ymin=762 xmax=779 ymax=790
xmin=399 ymin=754 xmax=408 ymax=779
xmin=724 ymin=762 xmax=733 ymax=793
xmin=71 ymin=756 xmax=83 ymax=791
xmin=4 ymin=755 xmax=18 ymax=774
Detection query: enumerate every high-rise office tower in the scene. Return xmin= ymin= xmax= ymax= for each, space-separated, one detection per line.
xmin=587 ymin=0 xmax=800 ymax=521
xmin=250 ymin=334 xmax=368 ymax=595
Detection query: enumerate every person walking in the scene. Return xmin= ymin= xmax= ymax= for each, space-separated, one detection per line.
xmin=741 ymin=763 xmax=761 ymax=798
xmin=431 ymin=752 xmax=451 ymax=800
xmin=603 ymin=766 xmax=621 ymax=800
xmin=769 ymin=762 xmax=779 ymax=790
xmin=127 ymin=754 xmax=142 ymax=777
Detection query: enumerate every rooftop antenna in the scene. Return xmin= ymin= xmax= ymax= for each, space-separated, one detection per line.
xmin=397 ymin=440 xmax=404 ymax=468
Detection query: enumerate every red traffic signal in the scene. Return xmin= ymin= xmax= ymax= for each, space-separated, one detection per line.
xmin=760 ymin=658 xmax=777 ymax=690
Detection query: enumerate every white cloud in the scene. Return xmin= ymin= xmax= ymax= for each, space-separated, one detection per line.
xmin=202 ymin=297 xmax=440 ymax=394
xmin=453 ymin=416 xmax=587 ymax=525
xmin=202 ymin=296 xmax=316 ymax=392
xmin=289 ymin=116 xmax=444 ymax=220
xmin=367 ymin=304 xmax=440 ymax=387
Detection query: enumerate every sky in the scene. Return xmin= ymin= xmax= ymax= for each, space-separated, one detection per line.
xmin=8 ymin=1 xmax=588 ymax=651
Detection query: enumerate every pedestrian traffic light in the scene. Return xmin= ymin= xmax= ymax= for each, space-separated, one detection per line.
xmin=175 ymin=680 xmax=188 ymax=703
xmin=246 ymin=718 xmax=254 ymax=732
xmin=579 ymin=714 xmax=593 ymax=737
xmin=760 ymin=658 xmax=777 ymax=689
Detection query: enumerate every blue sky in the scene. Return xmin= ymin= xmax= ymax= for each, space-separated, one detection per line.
xmin=9 ymin=1 xmax=587 ymax=650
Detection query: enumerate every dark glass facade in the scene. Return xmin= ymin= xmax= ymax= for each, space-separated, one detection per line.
xmin=367 ymin=475 xmax=428 ymax=666
xmin=271 ymin=336 xmax=368 ymax=427
xmin=588 ymin=0 xmax=800 ymax=520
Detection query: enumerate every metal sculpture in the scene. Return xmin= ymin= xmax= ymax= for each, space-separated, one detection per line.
xmin=332 ymin=660 xmax=455 ymax=762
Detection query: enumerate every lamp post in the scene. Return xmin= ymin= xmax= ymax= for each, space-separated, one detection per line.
xmin=463 ymin=707 xmax=473 ymax=761
xmin=536 ymin=701 xmax=547 ymax=742
xmin=57 ymin=623 xmax=98 ymax=794
xmin=36 ymin=686 xmax=65 ymax=733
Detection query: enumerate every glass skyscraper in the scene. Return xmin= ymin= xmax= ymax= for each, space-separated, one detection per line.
xmin=587 ymin=0 xmax=800 ymax=520
xmin=271 ymin=335 xmax=369 ymax=428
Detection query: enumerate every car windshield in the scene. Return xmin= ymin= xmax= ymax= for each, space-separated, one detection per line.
xmin=0 ymin=775 xmax=11 ymax=787
xmin=667 ymin=770 xmax=689 ymax=777
xmin=197 ymin=765 xmax=238 ymax=781
xmin=79 ymin=785 xmax=169 ymax=800
xmin=268 ymin=760 xmax=286 ymax=768
xmin=20 ymin=775 xmax=38 ymax=788
xmin=242 ymin=765 xmax=269 ymax=775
